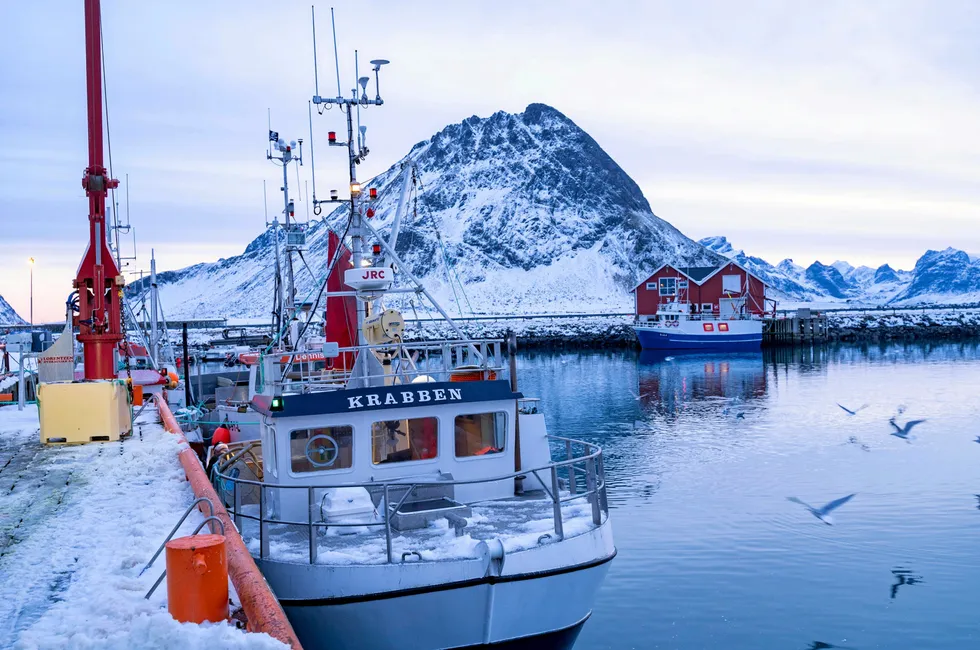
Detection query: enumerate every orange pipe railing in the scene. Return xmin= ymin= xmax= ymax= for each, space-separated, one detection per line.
xmin=156 ymin=395 xmax=303 ymax=650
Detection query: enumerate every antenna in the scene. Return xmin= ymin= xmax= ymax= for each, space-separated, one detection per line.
xmin=311 ymin=5 xmax=320 ymax=99
xmin=308 ymin=100 xmax=318 ymax=212
xmin=263 ymin=180 xmax=268 ymax=225
xmin=330 ymin=7 xmax=342 ymax=99
xmin=125 ymin=173 xmax=131 ymax=227
xmin=355 ymin=50 xmax=362 ymax=151
xmin=267 ymin=108 xmax=272 ymax=157
xmin=370 ymin=59 xmax=389 ymax=102
xmin=305 ymin=181 xmax=311 ymax=221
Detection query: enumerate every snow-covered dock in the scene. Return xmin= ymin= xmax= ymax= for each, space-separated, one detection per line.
xmin=0 ymin=404 xmax=286 ymax=650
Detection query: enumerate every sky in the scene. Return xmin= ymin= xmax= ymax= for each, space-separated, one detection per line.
xmin=1 ymin=0 xmax=978 ymax=322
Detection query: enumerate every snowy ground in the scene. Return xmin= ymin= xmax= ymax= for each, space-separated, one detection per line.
xmin=0 ymin=405 xmax=285 ymax=650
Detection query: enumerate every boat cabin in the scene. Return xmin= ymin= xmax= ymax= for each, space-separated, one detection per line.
xmin=633 ymin=262 xmax=768 ymax=322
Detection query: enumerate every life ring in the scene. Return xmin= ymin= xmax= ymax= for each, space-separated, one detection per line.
xmin=305 ymin=434 xmax=340 ymax=468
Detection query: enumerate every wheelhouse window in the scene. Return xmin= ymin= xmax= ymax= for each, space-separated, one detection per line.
xmin=289 ymin=426 xmax=353 ymax=473
xmin=372 ymin=417 xmax=438 ymax=464
xmin=702 ymin=303 xmax=713 ymax=313
xmin=455 ymin=412 xmax=506 ymax=458
xmin=659 ymin=278 xmax=677 ymax=296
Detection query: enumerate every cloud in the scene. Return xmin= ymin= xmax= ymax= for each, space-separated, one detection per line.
xmin=2 ymin=0 xmax=978 ymax=320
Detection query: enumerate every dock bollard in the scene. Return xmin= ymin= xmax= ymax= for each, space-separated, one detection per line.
xmin=165 ymin=533 xmax=229 ymax=624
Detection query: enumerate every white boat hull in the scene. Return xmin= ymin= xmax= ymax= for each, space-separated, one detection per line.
xmin=259 ymin=521 xmax=615 ymax=650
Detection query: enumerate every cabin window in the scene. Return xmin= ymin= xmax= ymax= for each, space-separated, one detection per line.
xmin=372 ymin=417 xmax=438 ymax=464
xmin=455 ymin=412 xmax=506 ymax=458
xmin=678 ymin=280 xmax=689 ymax=289
xmin=703 ymin=323 xmax=714 ymax=332
xmin=659 ymin=278 xmax=677 ymax=296
xmin=718 ymin=323 xmax=729 ymax=332
xmin=289 ymin=426 xmax=353 ymax=473
xmin=701 ymin=303 xmax=713 ymax=313
xmin=645 ymin=282 xmax=657 ymax=291
xmin=722 ymin=274 xmax=741 ymax=293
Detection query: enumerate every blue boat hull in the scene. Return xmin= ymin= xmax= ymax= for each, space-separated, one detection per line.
xmin=633 ymin=327 xmax=762 ymax=351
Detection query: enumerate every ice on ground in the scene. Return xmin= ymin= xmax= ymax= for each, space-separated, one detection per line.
xmin=0 ymin=405 xmax=286 ymax=650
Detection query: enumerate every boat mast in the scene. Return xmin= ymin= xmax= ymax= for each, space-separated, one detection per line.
xmin=310 ymin=7 xmax=388 ymax=354
xmin=267 ymin=125 xmax=304 ymax=347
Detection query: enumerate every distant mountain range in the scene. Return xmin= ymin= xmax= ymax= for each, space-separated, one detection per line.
xmin=0 ymin=294 xmax=25 ymax=326
xmin=699 ymin=236 xmax=980 ymax=306
xmin=133 ymin=103 xmax=978 ymax=319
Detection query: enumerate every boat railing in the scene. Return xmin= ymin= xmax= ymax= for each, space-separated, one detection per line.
xmin=269 ymin=338 xmax=508 ymax=392
xmin=211 ymin=435 xmax=607 ymax=565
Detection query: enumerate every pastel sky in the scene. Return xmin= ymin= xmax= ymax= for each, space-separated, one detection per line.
xmin=2 ymin=0 xmax=978 ymax=321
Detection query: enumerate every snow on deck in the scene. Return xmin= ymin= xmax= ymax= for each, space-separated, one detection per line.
xmin=0 ymin=405 xmax=285 ymax=650
xmin=240 ymin=495 xmax=601 ymax=566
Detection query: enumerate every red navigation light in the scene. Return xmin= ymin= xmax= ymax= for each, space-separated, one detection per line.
xmin=369 ymin=187 xmax=378 ymax=199
xmin=286 ymin=145 xmax=291 ymax=151
xmin=366 ymin=208 xmax=375 ymax=218
xmin=328 ymin=131 xmax=337 ymax=143
xmin=372 ymin=244 xmax=381 ymax=255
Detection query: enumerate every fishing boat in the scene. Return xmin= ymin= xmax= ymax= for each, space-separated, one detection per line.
xmin=208 ymin=19 xmax=614 ymax=649
xmin=632 ymin=298 xmax=763 ymax=350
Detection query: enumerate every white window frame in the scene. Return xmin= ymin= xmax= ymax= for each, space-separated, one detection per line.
xmin=453 ymin=411 xmax=508 ymax=460
xmin=702 ymin=303 xmax=714 ymax=313
xmin=645 ymin=282 xmax=657 ymax=291
xmin=659 ymin=277 xmax=677 ymax=296
xmin=287 ymin=424 xmax=355 ymax=477
xmin=678 ymin=279 xmax=689 ymax=289
xmin=722 ymin=274 xmax=742 ymax=293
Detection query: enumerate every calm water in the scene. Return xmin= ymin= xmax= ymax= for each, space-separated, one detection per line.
xmin=516 ymin=343 xmax=980 ymax=650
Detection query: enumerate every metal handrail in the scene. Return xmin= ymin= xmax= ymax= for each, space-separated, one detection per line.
xmin=212 ymin=435 xmax=607 ymax=566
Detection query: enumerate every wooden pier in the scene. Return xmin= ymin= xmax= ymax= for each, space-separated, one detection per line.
xmin=763 ymin=308 xmax=829 ymax=345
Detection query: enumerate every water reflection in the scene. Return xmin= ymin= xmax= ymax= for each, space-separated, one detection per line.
xmin=636 ymin=351 xmax=766 ymax=419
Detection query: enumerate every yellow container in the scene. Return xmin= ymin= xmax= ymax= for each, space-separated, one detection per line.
xmin=38 ymin=381 xmax=132 ymax=444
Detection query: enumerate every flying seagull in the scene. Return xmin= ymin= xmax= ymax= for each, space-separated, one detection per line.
xmin=890 ymin=568 xmax=923 ymax=600
xmin=837 ymin=403 xmax=868 ymax=416
xmin=974 ymin=436 xmax=980 ymax=445
xmin=628 ymin=389 xmax=649 ymax=401
xmin=889 ymin=417 xmax=926 ymax=441
xmin=787 ymin=493 xmax=856 ymax=525
xmin=735 ymin=412 xmax=745 ymax=419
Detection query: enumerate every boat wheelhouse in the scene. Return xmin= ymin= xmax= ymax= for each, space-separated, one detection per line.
xmin=212 ymin=341 xmax=614 ymax=649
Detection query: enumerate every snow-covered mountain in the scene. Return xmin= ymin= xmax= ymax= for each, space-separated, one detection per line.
xmin=698 ymin=236 xmax=980 ymax=306
xmin=137 ymin=103 xmax=721 ymax=318
xmin=0 ymin=294 xmax=25 ymax=325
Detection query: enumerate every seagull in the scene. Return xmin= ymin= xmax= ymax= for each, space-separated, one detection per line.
xmin=629 ymin=389 xmax=649 ymax=401
xmin=889 ymin=417 xmax=926 ymax=441
xmin=973 ymin=494 xmax=980 ymax=511
xmin=837 ymin=403 xmax=869 ymax=416
xmin=787 ymin=493 xmax=856 ymax=525
xmin=890 ymin=568 xmax=923 ymax=600
xmin=664 ymin=356 xmax=675 ymax=361
xmin=735 ymin=412 xmax=745 ymax=419
xmin=974 ymin=436 xmax=980 ymax=445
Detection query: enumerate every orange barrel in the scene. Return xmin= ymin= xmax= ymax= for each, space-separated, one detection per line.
xmin=165 ymin=534 xmax=229 ymax=624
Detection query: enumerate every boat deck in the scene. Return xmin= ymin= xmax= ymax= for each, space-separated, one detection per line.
xmin=238 ymin=492 xmax=601 ymax=566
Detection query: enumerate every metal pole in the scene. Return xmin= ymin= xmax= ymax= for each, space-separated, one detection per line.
xmin=149 ymin=249 xmax=158 ymax=364
xmin=508 ymin=331 xmax=523 ymax=494
xmin=182 ymin=323 xmax=191 ymax=406
xmin=29 ymin=262 xmax=33 ymax=330
xmin=330 ymin=7 xmax=342 ymax=98
xmin=17 ymin=349 xmax=25 ymax=411
xmin=550 ymin=465 xmax=564 ymax=540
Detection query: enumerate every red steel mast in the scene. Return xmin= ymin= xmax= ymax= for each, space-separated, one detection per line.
xmin=74 ymin=0 xmax=123 ymax=380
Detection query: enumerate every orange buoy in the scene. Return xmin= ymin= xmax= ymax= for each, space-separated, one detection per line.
xmin=165 ymin=533 xmax=229 ymax=624
xmin=166 ymin=371 xmax=180 ymax=389
xmin=212 ymin=426 xmax=231 ymax=445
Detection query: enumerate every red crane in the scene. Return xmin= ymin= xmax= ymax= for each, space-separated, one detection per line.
xmin=74 ymin=0 xmax=124 ymax=380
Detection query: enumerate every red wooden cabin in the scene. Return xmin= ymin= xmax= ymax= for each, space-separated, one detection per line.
xmin=633 ymin=262 xmax=768 ymax=321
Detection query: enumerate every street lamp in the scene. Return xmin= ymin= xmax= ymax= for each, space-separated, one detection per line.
xmin=27 ymin=257 xmax=34 ymax=330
